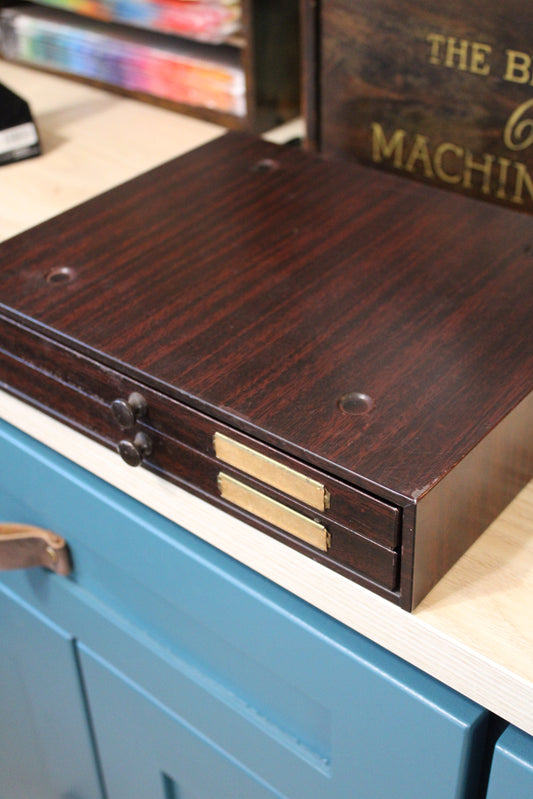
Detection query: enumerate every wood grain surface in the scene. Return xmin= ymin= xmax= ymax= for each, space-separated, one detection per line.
xmin=1 ymin=131 xmax=531 ymax=498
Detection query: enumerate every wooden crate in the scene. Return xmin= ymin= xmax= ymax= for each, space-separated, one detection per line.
xmin=302 ymin=0 xmax=533 ymax=211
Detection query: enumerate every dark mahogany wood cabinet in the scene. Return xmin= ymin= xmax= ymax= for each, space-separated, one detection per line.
xmin=0 ymin=132 xmax=532 ymax=609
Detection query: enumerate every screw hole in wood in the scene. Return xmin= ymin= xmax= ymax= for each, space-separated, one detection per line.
xmin=337 ymin=392 xmax=375 ymax=415
xmin=251 ymin=158 xmax=280 ymax=173
xmin=45 ymin=266 xmax=76 ymax=284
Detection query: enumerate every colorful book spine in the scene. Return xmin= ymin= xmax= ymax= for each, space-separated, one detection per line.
xmin=0 ymin=6 xmax=246 ymax=115
xmin=32 ymin=0 xmax=241 ymax=43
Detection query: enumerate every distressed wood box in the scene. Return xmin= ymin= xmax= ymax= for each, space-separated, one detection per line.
xmin=302 ymin=0 xmax=533 ymax=211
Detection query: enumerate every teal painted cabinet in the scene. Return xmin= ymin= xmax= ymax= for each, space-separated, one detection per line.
xmin=0 ymin=418 xmax=513 ymax=798
xmin=0 ymin=587 xmax=104 ymax=799
xmin=486 ymin=725 xmax=533 ymax=798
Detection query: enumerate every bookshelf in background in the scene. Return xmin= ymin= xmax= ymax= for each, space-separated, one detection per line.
xmin=0 ymin=0 xmax=300 ymax=132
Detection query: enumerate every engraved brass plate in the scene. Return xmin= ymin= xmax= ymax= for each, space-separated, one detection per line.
xmin=214 ymin=432 xmax=329 ymax=511
xmin=218 ymin=472 xmax=330 ymax=552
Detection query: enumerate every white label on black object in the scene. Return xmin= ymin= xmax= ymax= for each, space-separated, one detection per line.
xmin=0 ymin=122 xmax=39 ymax=156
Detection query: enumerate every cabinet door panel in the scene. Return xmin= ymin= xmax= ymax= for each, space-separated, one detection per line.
xmin=76 ymin=605 xmax=488 ymax=799
xmin=0 ymin=584 xmax=104 ymax=799
xmin=486 ymin=725 xmax=533 ymax=798
xmin=79 ymin=646 xmax=308 ymax=799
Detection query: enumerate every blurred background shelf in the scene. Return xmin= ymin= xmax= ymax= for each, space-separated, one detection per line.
xmin=0 ymin=0 xmax=300 ymax=131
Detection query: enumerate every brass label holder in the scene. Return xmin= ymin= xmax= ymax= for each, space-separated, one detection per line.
xmin=214 ymin=432 xmax=330 ymax=511
xmin=218 ymin=473 xmax=330 ymax=552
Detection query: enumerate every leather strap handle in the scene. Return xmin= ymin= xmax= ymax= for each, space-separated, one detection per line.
xmin=0 ymin=524 xmax=71 ymax=575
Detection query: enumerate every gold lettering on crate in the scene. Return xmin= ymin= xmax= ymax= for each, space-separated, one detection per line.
xmin=504 ymin=99 xmax=533 ymax=151
xmin=504 ymin=50 xmax=533 ymax=85
xmin=371 ymin=33 xmax=533 ymax=206
xmin=425 ymin=33 xmax=492 ymax=75
xmin=371 ymin=123 xmax=533 ymax=205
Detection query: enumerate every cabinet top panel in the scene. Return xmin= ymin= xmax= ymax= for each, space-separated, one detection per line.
xmin=0 ymin=132 xmax=532 ymax=501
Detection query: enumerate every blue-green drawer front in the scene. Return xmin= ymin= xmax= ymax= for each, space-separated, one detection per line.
xmin=0 ymin=585 xmax=104 ymax=799
xmin=486 ymin=725 xmax=533 ymax=798
xmin=0 ymin=418 xmax=489 ymax=798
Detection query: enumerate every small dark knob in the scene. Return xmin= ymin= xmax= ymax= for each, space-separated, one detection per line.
xmin=111 ymin=392 xmax=147 ymax=430
xmin=118 ymin=432 xmax=153 ymax=467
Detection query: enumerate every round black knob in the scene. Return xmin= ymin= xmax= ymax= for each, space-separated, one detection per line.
xmin=111 ymin=392 xmax=147 ymax=430
xmin=118 ymin=432 xmax=153 ymax=467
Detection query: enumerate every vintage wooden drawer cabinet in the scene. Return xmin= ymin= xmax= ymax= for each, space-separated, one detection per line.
xmin=0 ymin=132 xmax=532 ymax=610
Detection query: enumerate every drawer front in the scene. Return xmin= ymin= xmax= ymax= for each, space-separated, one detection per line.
xmin=486 ymin=726 xmax=533 ymax=798
xmin=0 ymin=420 xmax=488 ymax=799
xmin=0 ymin=585 xmax=104 ymax=799
xmin=0 ymin=316 xmax=401 ymax=595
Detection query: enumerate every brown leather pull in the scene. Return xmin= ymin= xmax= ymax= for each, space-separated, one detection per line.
xmin=0 ymin=524 xmax=71 ymax=575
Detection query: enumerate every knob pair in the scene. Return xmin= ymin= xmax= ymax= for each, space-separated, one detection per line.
xmin=111 ymin=392 xmax=152 ymax=467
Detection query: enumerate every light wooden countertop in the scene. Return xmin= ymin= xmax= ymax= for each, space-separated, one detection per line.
xmin=0 ymin=62 xmax=224 ymax=241
xmin=1 ymin=64 xmax=532 ymax=737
